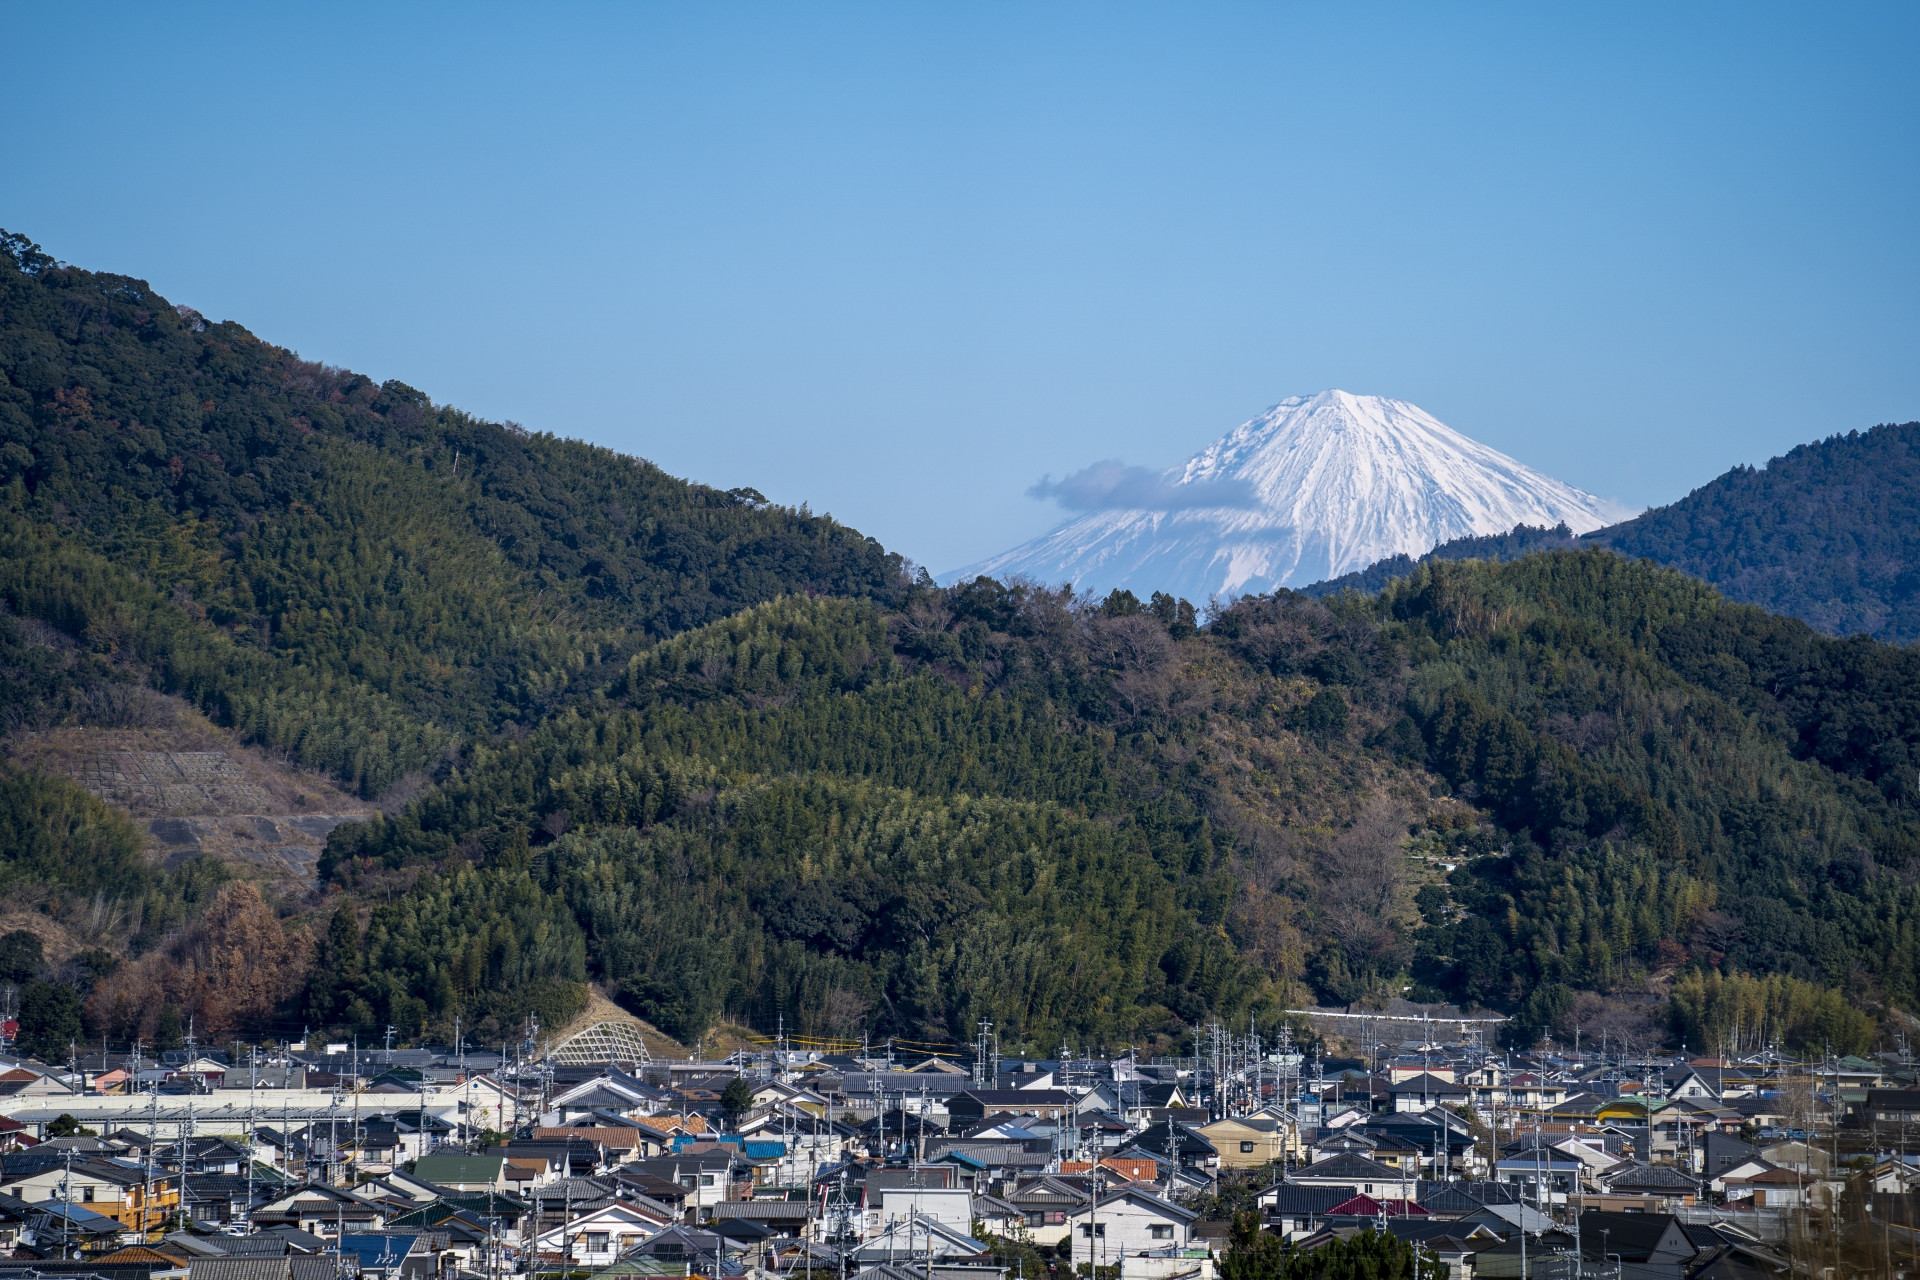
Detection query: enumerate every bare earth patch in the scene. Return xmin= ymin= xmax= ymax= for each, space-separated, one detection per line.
xmin=7 ymin=710 xmax=374 ymax=895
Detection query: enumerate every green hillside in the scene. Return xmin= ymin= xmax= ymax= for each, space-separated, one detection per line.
xmin=0 ymin=229 xmax=905 ymax=794
xmin=316 ymin=557 xmax=1912 ymax=1054
xmin=1 ymin=229 xmax=1909 ymax=1059
xmin=1590 ymin=422 xmax=1920 ymax=643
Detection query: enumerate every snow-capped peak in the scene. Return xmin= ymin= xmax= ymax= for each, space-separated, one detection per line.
xmin=948 ymin=391 xmax=1631 ymax=602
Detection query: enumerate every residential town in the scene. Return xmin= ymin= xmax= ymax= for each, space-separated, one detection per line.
xmin=0 ymin=1007 xmax=1914 ymax=1280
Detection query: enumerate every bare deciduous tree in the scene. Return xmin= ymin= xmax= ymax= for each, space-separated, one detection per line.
xmin=1314 ymin=798 xmax=1415 ymax=980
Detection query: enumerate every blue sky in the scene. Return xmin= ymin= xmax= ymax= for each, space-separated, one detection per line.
xmin=4 ymin=4 xmax=1916 ymax=573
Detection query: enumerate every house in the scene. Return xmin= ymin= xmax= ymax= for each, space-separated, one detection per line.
xmin=848 ymin=1216 xmax=991 ymax=1264
xmin=0 ymin=1153 xmax=180 ymax=1233
xmin=1387 ymin=1075 xmax=1468 ymax=1114
xmin=1118 ymin=1081 xmax=1194 ymax=1118
xmin=0 ymin=1189 xmax=132 ymax=1253
xmin=1399 ymin=1230 xmax=1486 ymax=1280
xmin=1548 ymin=1093 xmax=1606 ymax=1124
xmin=1574 ymin=1210 xmax=1697 ymax=1280
xmin=970 ymin=1193 xmax=1026 ymax=1238
xmin=1386 ymin=1060 xmax=1457 ymax=1085
xmin=624 ymin=1224 xmax=724 ymax=1273
xmin=546 ymin=1072 xmax=662 ymax=1126
xmin=1002 ymin=1175 xmax=1093 ymax=1245
xmin=1060 ymin=1188 xmax=1198 ymax=1270
xmin=251 ymin=1183 xmax=389 ymax=1236
xmin=1859 ymin=1088 xmax=1920 ymax=1125
xmin=1701 ymin=1132 xmax=1761 ymax=1183
xmin=1194 ymin=1117 xmax=1285 ymax=1169
xmin=1325 ymin=1194 xmax=1427 ymax=1219
xmin=0 ymin=1066 xmax=76 ymax=1100
xmin=877 ymin=1188 xmax=974 ymax=1235
xmin=1128 ymin=1122 xmax=1218 ymax=1171
xmin=1059 ymin=1156 xmax=1162 ymax=1185
xmin=1756 ymin=1140 xmax=1830 ymax=1176
xmin=1312 ymin=1129 xmax=1417 ymax=1173
xmin=1832 ymin=1055 xmax=1885 ymax=1090
xmin=409 ymin=1154 xmax=509 ymax=1192
xmin=1259 ymin=1184 xmax=1356 ymax=1240
xmin=1287 ymin=1153 xmax=1415 ymax=1200
xmin=452 ymin=1073 xmax=524 ymax=1134
xmin=532 ymin=1125 xmax=665 ymax=1160
xmin=1594 ymin=1096 xmax=1653 ymax=1127
xmin=336 ymin=1232 xmax=431 ymax=1280
xmin=749 ymin=1080 xmax=830 ymax=1118
xmin=1661 ymin=1067 xmax=1721 ymax=1102
xmin=1472 ymin=1226 xmax=1579 ymax=1279
xmin=531 ymin=1200 xmax=672 ymax=1267
xmin=183 ymin=1170 xmax=280 ymax=1225
xmin=1710 ymin=1157 xmax=1775 ymax=1198
xmin=1412 ymin=1180 xmax=1520 ymax=1221
xmin=945 ymin=1091 xmax=1076 ymax=1127
xmin=925 ymin=1139 xmax=1047 ymax=1185
xmin=709 ymin=1197 xmax=819 ymax=1237
xmin=624 ymin=1154 xmax=740 ymax=1215
xmin=1493 ymin=1149 xmax=1587 ymax=1204
xmin=1502 ymin=1074 xmax=1568 ymax=1113
xmin=1592 ymin=1162 xmax=1698 ymax=1211
xmin=1721 ymin=1166 xmax=1819 ymax=1208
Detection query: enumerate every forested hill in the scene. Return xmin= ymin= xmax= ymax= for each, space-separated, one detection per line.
xmin=0 ymin=230 xmax=905 ymax=794
xmin=1307 ymin=423 xmax=1920 ymax=645
xmin=2 ymin=227 xmax=1914 ymax=1065
xmin=307 ymin=553 xmax=1915 ymax=1058
xmin=1588 ymin=422 xmax=1920 ymax=643
xmin=1301 ymin=523 xmax=1581 ymax=598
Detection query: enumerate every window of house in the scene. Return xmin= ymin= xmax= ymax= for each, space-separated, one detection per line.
xmin=1150 ymin=1226 xmax=1173 ymax=1240
xmin=82 ymin=1187 xmax=96 ymax=1202
xmin=1240 ymin=1142 xmax=1255 ymax=1153
xmin=1079 ymin=1223 xmax=1105 ymax=1238
xmin=1026 ymin=1212 xmax=1045 ymax=1227
xmin=700 ymin=1174 xmax=717 ymax=1187
xmin=587 ymin=1233 xmax=610 ymax=1254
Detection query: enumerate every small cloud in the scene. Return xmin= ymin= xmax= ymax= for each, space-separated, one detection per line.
xmin=1028 ymin=460 xmax=1256 ymax=512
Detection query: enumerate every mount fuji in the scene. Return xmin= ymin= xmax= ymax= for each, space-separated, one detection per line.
xmin=950 ymin=390 xmax=1633 ymax=603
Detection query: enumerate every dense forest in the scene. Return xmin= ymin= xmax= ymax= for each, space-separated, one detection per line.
xmin=1590 ymin=422 xmax=1920 ymax=643
xmin=0 ymin=229 xmax=907 ymax=794
xmin=303 ymin=554 xmax=1913 ymax=1056
xmin=1303 ymin=523 xmax=1582 ymax=599
xmin=1309 ymin=422 xmax=1920 ymax=646
xmin=0 ymin=229 xmax=1912 ymax=1061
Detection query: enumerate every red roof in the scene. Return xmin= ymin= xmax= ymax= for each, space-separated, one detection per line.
xmin=1325 ymin=1195 xmax=1428 ymax=1217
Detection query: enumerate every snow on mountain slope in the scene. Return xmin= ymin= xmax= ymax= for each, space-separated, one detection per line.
xmin=949 ymin=390 xmax=1632 ymax=602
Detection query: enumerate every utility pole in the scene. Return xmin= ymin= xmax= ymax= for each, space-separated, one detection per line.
xmin=246 ymin=1044 xmax=258 ymax=1228
xmin=60 ymin=1145 xmax=75 ymax=1258
xmin=143 ymin=1088 xmax=158 ymax=1240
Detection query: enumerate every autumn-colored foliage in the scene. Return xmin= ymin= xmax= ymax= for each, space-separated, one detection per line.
xmin=88 ymin=883 xmax=310 ymax=1041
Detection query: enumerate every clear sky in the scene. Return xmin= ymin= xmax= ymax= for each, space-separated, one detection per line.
xmin=5 ymin=4 xmax=1916 ymax=574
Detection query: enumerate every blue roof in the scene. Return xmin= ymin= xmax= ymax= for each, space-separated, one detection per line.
xmin=341 ymin=1233 xmax=420 ymax=1267
xmin=28 ymin=1199 xmax=123 ymax=1232
xmin=936 ymin=1151 xmax=988 ymax=1169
